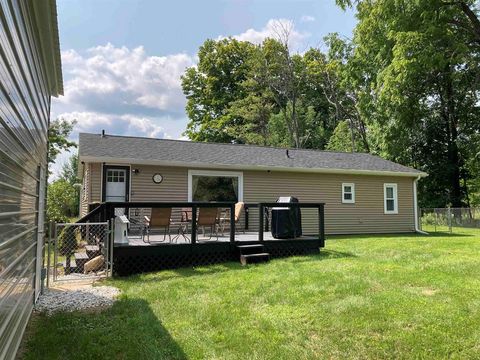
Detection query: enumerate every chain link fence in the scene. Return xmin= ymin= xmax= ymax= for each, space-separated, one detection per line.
xmin=47 ymin=222 xmax=111 ymax=284
xmin=420 ymin=208 xmax=480 ymax=233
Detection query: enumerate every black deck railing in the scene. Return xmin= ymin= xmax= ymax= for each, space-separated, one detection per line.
xmin=78 ymin=201 xmax=325 ymax=245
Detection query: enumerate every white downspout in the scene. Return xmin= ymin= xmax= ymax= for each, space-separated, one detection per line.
xmin=414 ymin=175 xmax=428 ymax=234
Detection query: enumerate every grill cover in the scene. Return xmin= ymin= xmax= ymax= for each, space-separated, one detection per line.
xmin=271 ymin=196 xmax=302 ymax=239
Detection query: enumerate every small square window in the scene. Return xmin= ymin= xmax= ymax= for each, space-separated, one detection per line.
xmin=342 ymin=183 xmax=355 ymax=204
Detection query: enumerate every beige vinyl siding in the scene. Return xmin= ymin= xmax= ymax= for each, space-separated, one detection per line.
xmin=85 ymin=164 xmax=415 ymax=235
xmin=130 ymin=165 xmax=188 ymax=202
xmin=243 ymin=171 xmax=415 ymax=234
xmin=90 ymin=163 xmax=102 ymax=202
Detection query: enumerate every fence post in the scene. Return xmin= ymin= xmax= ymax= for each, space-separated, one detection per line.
xmin=109 ymin=219 xmax=114 ymax=277
xmin=191 ymin=205 xmax=197 ymax=244
xmin=229 ymin=203 xmax=235 ymax=243
xmin=448 ymin=207 xmax=452 ymax=233
xmin=46 ymin=221 xmax=52 ymax=288
xmin=53 ymin=223 xmax=58 ymax=282
xmin=319 ymin=205 xmax=325 ymax=247
xmin=259 ymin=204 xmax=264 ymax=242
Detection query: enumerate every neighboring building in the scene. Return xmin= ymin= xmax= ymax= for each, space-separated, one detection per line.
xmin=78 ymin=132 xmax=427 ymax=235
xmin=0 ymin=1 xmax=62 ymax=359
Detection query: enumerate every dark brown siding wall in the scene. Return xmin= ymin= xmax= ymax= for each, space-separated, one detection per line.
xmin=0 ymin=1 xmax=53 ymax=359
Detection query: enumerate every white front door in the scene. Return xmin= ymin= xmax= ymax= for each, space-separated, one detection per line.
xmin=105 ymin=168 xmax=127 ymax=202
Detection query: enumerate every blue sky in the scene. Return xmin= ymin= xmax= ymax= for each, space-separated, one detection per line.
xmin=51 ymin=0 xmax=356 ymax=175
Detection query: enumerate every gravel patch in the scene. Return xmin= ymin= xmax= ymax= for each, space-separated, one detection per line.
xmin=35 ymin=286 xmax=120 ymax=315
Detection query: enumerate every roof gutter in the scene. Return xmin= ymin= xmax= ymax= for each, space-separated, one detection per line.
xmin=79 ymin=155 xmax=429 ymax=178
xmin=30 ymin=0 xmax=63 ymax=96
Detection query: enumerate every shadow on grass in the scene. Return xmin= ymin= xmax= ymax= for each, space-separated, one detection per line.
xmin=22 ymin=298 xmax=187 ymax=360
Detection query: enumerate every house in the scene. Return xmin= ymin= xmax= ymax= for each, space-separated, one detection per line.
xmin=0 ymin=1 xmax=63 ymax=359
xmin=78 ymin=132 xmax=427 ymax=235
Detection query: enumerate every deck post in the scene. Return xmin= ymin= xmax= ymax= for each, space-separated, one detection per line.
xmin=319 ymin=205 xmax=325 ymax=247
xmin=259 ymin=204 xmax=264 ymax=242
xmin=191 ymin=205 xmax=197 ymax=244
xmin=230 ymin=203 xmax=235 ymax=243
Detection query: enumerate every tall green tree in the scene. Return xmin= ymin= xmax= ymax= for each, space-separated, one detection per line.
xmin=337 ymin=0 xmax=480 ymax=207
xmin=59 ymin=153 xmax=80 ymax=215
xmin=48 ymin=118 xmax=77 ymax=172
xmin=181 ymin=38 xmax=256 ymax=142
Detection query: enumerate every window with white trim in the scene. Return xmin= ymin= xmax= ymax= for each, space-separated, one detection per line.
xmin=188 ymin=170 xmax=243 ymax=202
xmin=342 ymin=183 xmax=355 ymax=203
xmin=384 ymin=183 xmax=398 ymax=214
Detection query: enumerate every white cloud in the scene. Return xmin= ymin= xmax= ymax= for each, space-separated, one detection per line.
xmin=58 ymin=44 xmax=195 ymax=115
xmin=219 ymin=18 xmax=310 ymax=51
xmin=300 ymin=15 xmax=315 ymax=23
xmin=56 ymin=111 xmax=167 ymax=139
xmin=50 ymin=43 xmax=194 ymax=177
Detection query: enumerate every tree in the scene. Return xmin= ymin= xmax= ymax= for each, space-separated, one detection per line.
xmin=47 ymin=179 xmax=78 ymax=223
xmin=255 ymin=32 xmax=306 ymax=148
xmin=48 ymin=118 xmax=77 ymax=173
xmin=59 ymin=153 xmax=80 ymax=215
xmin=181 ymin=38 xmax=256 ymax=142
xmin=336 ymin=0 xmax=480 ymax=207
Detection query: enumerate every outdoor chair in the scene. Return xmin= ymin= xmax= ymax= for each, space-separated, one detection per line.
xmin=218 ymin=202 xmax=245 ymax=235
xmin=170 ymin=208 xmax=192 ymax=243
xmin=143 ymin=207 xmax=172 ymax=243
xmin=197 ymin=207 xmax=219 ymax=241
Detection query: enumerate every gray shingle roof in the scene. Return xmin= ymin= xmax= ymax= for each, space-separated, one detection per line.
xmin=79 ymin=133 xmax=425 ymax=176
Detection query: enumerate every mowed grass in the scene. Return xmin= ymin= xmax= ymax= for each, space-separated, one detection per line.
xmin=22 ymin=229 xmax=480 ymax=359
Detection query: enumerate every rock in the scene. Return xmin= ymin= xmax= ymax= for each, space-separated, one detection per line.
xmin=84 ymin=255 xmax=104 ymax=274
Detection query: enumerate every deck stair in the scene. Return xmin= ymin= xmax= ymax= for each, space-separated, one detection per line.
xmin=237 ymin=244 xmax=270 ymax=265
xmin=63 ymin=241 xmax=105 ymax=274
xmin=74 ymin=252 xmax=89 ymax=273
xmin=62 ymin=259 xmax=78 ymax=274
xmin=85 ymin=245 xmax=101 ymax=258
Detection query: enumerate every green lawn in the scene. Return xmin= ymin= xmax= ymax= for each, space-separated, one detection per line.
xmin=23 ymin=229 xmax=480 ymax=359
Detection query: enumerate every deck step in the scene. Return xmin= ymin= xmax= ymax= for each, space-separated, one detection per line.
xmin=74 ymin=252 xmax=89 ymax=272
xmin=240 ymin=253 xmax=270 ymax=266
xmin=62 ymin=259 xmax=79 ymax=274
xmin=85 ymin=245 xmax=101 ymax=259
xmin=237 ymin=244 xmax=265 ymax=255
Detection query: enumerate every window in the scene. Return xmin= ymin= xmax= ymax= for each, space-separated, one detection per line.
xmin=188 ymin=170 xmax=243 ymax=202
xmin=342 ymin=183 xmax=355 ymax=204
xmin=384 ymin=183 xmax=398 ymax=214
xmin=106 ymin=170 xmax=125 ymax=183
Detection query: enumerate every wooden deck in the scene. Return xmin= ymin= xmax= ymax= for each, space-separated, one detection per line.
xmin=80 ymin=201 xmax=326 ymax=276
xmin=112 ymin=231 xmax=324 ymax=276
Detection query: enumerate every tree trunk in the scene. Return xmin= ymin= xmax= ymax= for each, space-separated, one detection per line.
xmin=444 ymin=65 xmax=463 ymax=207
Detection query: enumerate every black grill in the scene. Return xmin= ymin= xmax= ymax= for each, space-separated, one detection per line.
xmin=271 ymin=197 xmax=302 ymax=239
